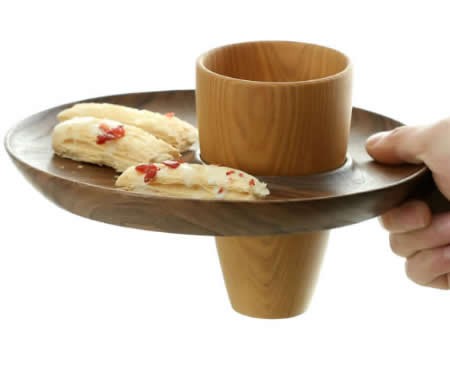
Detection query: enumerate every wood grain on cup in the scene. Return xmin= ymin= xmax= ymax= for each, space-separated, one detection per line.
xmin=196 ymin=41 xmax=352 ymax=176
xmin=197 ymin=41 xmax=352 ymax=318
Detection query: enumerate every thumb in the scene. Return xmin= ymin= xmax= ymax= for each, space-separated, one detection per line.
xmin=366 ymin=120 xmax=450 ymax=200
xmin=365 ymin=126 xmax=425 ymax=165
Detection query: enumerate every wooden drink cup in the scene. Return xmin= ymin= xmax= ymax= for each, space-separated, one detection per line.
xmin=196 ymin=41 xmax=352 ymax=318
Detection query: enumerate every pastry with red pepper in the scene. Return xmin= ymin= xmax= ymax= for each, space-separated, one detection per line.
xmin=57 ymin=102 xmax=197 ymax=152
xmin=52 ymin=116 xmax=180 ymax=172
xmin=115 ymin=161 xmax=270 ymax=200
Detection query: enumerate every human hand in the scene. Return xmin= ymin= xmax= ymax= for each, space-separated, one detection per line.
xmin=366 ymin=119 xmax=450 ymax=289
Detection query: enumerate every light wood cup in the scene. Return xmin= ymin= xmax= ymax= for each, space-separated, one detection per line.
xmin=196 ymin=41 xmax=352 ymax=318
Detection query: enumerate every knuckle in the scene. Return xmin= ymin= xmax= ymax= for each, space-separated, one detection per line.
xmin=430 ymin=214 xmax=450 ymax=244
xmin=418 ymin=119 xmax=450 ymax=162
xmin=427 ymin=119 xmax=450 ymax=147
xmin=413 ymin=200 xmax=430 ymax=217
xmin=406 ymin=247 xmax=450 ymax=287
xmin=431 ymin=247 xmax=450 ymax=273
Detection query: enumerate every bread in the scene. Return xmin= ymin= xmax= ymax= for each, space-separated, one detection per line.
xmin=52 ymin=116 xmax=180 ymax=172
xmin=115 ymin=161 xmax=270 ymax=200
xmin=57 ymin=102 xmax=197 ymax=152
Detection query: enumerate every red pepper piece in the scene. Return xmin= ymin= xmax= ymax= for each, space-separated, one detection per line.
xmin=144 ymin=165 xmax=159 ymax=183
xmin=135 ymin=164 xmax=151 ymax=174
xmin=134 ymin=164 xmax=159 ymax=182
xmin=110 ymin=125 xmax=125 ymax=138
xmin=162 ymin=160 xmax=181 ymax=168
xmin=96 ymin=124 xmax=125 ymax=144
xmin=96 ymin=134 xmax=109 ymax=144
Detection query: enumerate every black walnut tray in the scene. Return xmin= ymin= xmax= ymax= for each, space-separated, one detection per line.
xmin=5 ymin=90 xmax=447 ymax=236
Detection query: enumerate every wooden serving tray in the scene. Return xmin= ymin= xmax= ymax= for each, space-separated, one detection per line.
xmin=4 ymin=90 xmax=444 ymax=236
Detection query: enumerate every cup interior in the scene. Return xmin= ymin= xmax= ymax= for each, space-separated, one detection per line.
xmin=199 ymin=41 xmax=349 ymax=83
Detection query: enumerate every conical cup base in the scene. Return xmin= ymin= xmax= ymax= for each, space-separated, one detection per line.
xmin=216 ymin=231 xmax=329 ymax=319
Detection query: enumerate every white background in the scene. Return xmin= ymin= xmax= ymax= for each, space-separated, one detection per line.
xmin=1 ymin=1 xmax=450 ymax=364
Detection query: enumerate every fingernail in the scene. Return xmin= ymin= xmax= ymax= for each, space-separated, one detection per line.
xmin=366 ymin=131 xmax=389 ymax=148
xmin=404 ymin=201 xmax=431 ymax=231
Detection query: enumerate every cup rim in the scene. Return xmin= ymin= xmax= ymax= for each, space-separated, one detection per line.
xmin=197 ymin=40 xmax=352 ymax=85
